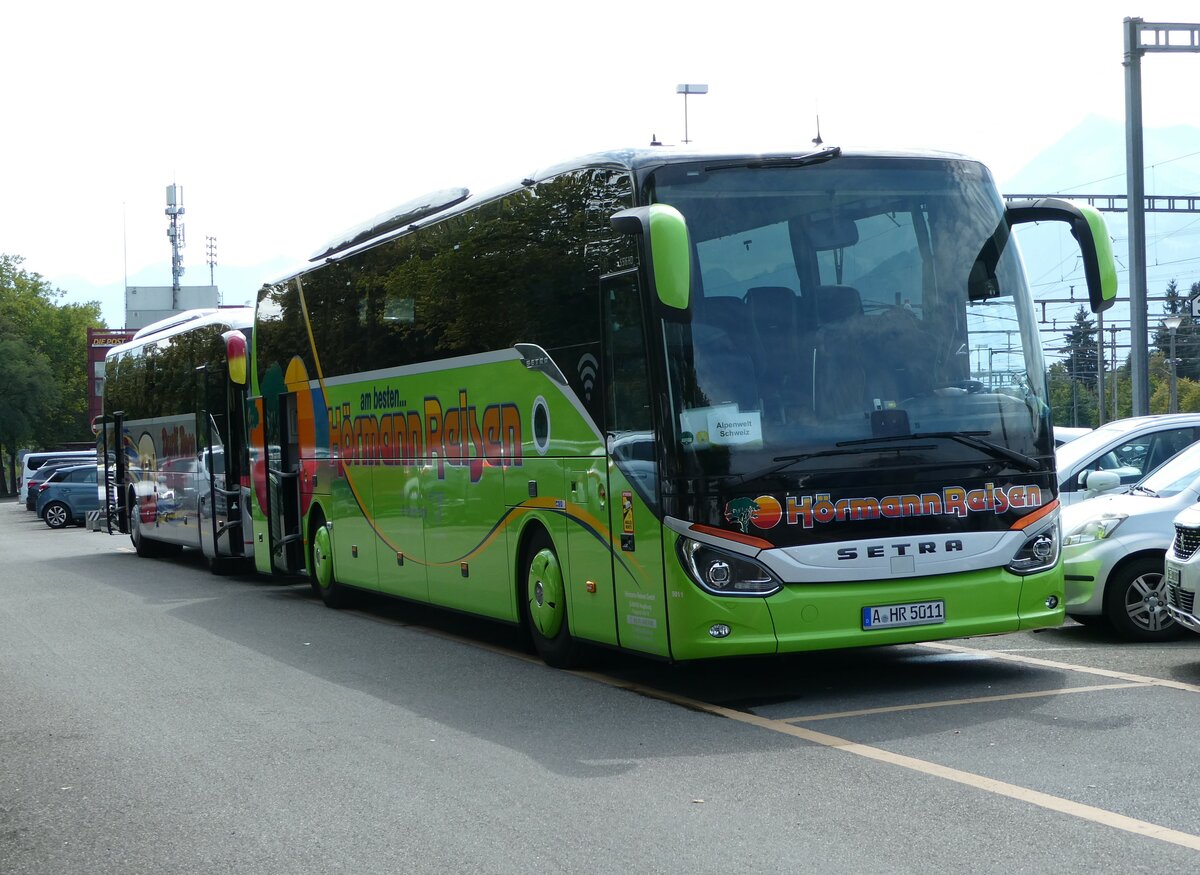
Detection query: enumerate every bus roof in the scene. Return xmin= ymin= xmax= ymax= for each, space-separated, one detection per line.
xmin=291 ymin=144 xmax=977 ymax=284
xmin=107 ymin=307 xmax=255 ymax=360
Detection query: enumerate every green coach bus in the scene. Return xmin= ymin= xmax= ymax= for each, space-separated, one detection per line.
xmin=249 ymin=146 xmax=1115 ymax=666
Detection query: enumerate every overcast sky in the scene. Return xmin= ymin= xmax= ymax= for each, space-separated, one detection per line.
xmin=4 ymin=0 xmax=1199 ymax=327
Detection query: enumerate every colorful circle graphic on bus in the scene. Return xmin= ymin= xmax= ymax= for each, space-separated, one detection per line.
xmin=750 ymin=495 xmax=782 ymax=528
xmin=285 ymin=355 xmax=327 ymax=516
xmin=723 ymin=495 xmax=782 ymax=533
xmin=137 ymin=431 xmax=157 ymax=524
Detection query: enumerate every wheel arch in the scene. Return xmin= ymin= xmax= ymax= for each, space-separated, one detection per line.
xmin=514 ymin=515 xmax=555 ymax=598
xmin=304 ymin=498 xmax=330 ymax=575
xmin=1105 ymin=548 xmax=1167 ymax=591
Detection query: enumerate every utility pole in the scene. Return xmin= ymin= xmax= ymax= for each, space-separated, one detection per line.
xmin=206 ymin=236 xmax=218 ymax=288
xmin=1123 ymin=17 xmax=1200 ymax=416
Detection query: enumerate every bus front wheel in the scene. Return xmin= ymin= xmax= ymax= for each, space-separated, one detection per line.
xmin=522 ymin=529 xmax=579 ymax=668
xmin=309 ymin=515 xmax=348 ymax=608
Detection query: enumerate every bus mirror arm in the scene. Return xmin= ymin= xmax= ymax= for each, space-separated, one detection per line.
xmin=610 ymin=205 xmax=692 ymax=311
xmin=1006 ymin=198 xmax=1117 ymax=314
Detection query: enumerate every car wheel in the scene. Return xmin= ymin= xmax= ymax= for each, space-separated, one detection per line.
xmin=43 ymin=501 xmax=71 ymax=529
xmin=522 ymin=528 xmax=580 ymax=668
xmin=1103 ymin=555 xmax=1185 ymax=641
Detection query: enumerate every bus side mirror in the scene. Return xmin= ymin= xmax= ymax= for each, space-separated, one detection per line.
xmin=1006 ymin=198 xmax=1117 ymax=314
xmin=610 ymin=204 xmax=691 ymax=310
xmin=223 ymin=330 xmax=248 ymax=386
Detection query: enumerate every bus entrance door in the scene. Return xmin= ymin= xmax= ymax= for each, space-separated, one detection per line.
xmin=267 ymin=392 xmax=305 ymax=574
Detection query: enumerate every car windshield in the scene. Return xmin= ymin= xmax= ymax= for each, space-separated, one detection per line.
xmin=1136 ymin=442 xmax=1200 ymax=497
xmin=1056 ymin=421 xmax=1145 ymax=473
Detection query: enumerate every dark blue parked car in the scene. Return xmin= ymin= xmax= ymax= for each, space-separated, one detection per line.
xmin=36 ymin=464 xmax=100 ymax=529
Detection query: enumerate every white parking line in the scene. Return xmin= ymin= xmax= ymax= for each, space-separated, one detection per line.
xmin=781 ymin=682 xmax=1149 ymax=722
xmin=919 ymin=641 xmax=1200 ymax=693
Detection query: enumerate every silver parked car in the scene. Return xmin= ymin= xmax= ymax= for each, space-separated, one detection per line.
xmin=1061 ymin=441 xmax=1200 ymax=640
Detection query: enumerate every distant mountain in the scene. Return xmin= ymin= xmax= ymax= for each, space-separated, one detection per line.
xmin=1003 ymin=115 xmax=1200 ymax=195
xmin=1001 ymin=115 xmax=1200 ymax=348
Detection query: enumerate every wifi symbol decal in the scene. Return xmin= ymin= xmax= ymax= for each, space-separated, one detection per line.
xmin=577 ymin=353 xmax=599 ymax=403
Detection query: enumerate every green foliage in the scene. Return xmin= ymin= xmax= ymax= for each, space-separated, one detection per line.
xmin=1150 ymin=278 xmax=1200 ymax=383
xmin=0 ymin=254 xmax=105 ymax=492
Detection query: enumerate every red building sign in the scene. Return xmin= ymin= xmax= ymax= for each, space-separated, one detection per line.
xmin=87 ymin=328 xmax=135 ymax=427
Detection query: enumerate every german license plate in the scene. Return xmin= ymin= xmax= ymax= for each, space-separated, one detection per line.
xmin=863 ymin=599 xmax=945 ymax=630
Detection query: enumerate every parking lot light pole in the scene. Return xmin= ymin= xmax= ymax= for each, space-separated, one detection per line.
xmin=1164 ymin=314 xmax=1183 ymax=413
xmin=676 ymin=84 xmax=708 ymax=144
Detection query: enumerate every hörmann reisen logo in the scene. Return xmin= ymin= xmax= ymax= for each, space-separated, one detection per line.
xmin=330 ymin=387 xmax=522 ymax=482
xmin=723 ymin=484 xmax=1044 ymax=533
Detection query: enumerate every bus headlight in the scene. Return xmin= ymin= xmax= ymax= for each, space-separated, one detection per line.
xmin=677 ymin=538 xmax=781 ymax=597
xmin=1007 ymin=520 xmax=1060 ymax=576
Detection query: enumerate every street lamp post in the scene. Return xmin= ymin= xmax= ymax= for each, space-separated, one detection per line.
xmin=1164 ymin=314 xmax=1183 ymax=413
xmin=676 ymin=84 xmax=708 ymax=144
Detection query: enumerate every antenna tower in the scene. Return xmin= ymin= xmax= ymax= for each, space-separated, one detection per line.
xmin=166 ymin=184 xmax=186 ymax=303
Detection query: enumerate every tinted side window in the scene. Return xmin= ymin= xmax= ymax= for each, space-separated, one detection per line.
xmin=284 ymin=169 xmax=633 ymax=428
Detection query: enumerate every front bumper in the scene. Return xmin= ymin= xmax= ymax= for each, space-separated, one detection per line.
xmin=1062 ymin=537 xmax=1129 ymax=616
xmin=1165 ymin=546 xmax=1200 ymax=635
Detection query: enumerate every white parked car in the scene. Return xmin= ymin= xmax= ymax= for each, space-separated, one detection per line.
xmin=1061 ymin=440 xmax=1200 ymax=640
xmin=1053 ymin=426 xmax=1091 ymax=446
xmin=1055 ymin=414 xmax=1200 ymax=507
xmin=1165 ymin=503 xmax=1200 ymax=635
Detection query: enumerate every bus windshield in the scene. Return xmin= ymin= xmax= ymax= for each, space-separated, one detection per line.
xmin=648 ymin=155 xmax=1050 ymax=483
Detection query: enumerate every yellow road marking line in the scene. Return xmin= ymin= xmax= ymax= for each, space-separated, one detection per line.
xmin=781 ymin=682 xmax=1149 ymax=722
xmin=572 ymin=669 xmax=1200 ymax=852
xmin=919 ymin=640 xmax=1200 ymax=693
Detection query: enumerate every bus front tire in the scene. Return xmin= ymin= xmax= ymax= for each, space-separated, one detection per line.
xmin=522 ymin=529 xmax=580 ymax=669
xmin=309 ymin=517 xmax=348 ymax=609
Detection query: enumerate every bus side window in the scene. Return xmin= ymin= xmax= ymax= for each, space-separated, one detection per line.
xmin=604 ymin=273 xmax=652 ymax=433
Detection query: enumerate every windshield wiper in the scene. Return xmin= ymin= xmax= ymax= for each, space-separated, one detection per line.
xmin=731 ymin=443 xmax=936 ymax=485
xmin=836 ymin=431 xmax=1042 ymax=473
xmin=1131 ymin=484 xmax=1159 ymax=497
xmin=744 ymin=146 xmax=842 ymax=169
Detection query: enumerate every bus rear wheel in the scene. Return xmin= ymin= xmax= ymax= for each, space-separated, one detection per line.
xmin=522 ymin=529 xmax=579 ymax=668
xmin=309 ymin=515 xmax=348 ymax=608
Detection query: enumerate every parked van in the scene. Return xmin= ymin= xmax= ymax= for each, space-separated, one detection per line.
xmin=18 ymin=450 xmax=96 ymax=505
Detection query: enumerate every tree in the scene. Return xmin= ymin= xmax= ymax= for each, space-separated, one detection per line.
xmin=0 ymin=254 xmax=105 ymax=494
xmin=1055 ymin=306 xmax=1100 ymax=426
xmin=1059 ymin=305 xmax=1099 ymax=389
xmin=0 ymin=337 xmax=60 ymax=490
xmin=1151 ymin=278 xmax=1200 ymax=383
